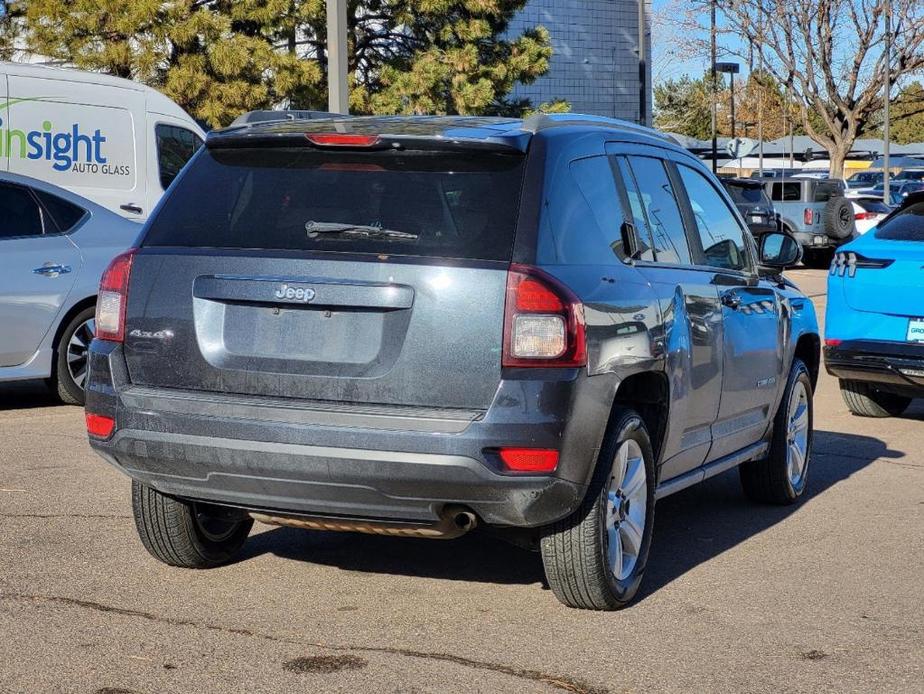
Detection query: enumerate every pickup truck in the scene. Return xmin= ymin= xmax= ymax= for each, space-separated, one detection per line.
xmin=764 ymin=178 xmax=856 ymax=267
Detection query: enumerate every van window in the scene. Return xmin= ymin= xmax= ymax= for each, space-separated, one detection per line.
xmin=569 ymin=156 xmax=631 ymax=262
xmin=625 ymin=156 xmax=692 ymax=265
xmin=35 ymin=191 xmax=86 ymax=233
xmin=143 ymin=147 xmax=525 ymax=261
xmin=771 ymin=182 xmax=801 ymax=201
xmin=0 ymin=184 xmax=44 ymax=238
xmin=678 ymin=165 xmax=749 ymax=271
xmin=156 ymin=125 xmax=203 ymax=190
xmin=612 ymin=157 xmax=656 ymax=262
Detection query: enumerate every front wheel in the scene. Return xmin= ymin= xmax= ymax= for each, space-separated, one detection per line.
xmin=540 ymin=409 xmax=655 ymax=610
xmin=740 ymin=358 xmax=813 ymax=504
xmin=131 ymin=481 xmax=253 ymax=568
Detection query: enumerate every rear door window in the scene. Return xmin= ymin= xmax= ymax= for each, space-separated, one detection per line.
xmin=0 ymin=184 xmax=44 ymax=238
xmin=143 ymin=148 xmax=525 ymax=261
xmin=874 ymin=201 xmax=924 ymax=241
xmin=612 ymin=157 xmax=656 ymax=262
xmin=624 ymin=156 xmax=692 ymax=265
xmin=156 ymin=124 xmax=203 ymax=190
xmin=35 ymin=191 xmax=86 ymax=233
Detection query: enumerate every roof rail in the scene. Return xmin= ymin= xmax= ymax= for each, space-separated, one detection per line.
xmin=521 ymin=113 xmax=678 ymax=144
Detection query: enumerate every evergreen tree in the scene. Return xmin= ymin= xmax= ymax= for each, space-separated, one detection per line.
xmin=20 ymin=1 xmax=555 ymax=125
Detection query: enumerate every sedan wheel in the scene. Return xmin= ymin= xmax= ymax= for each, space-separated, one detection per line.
xmin=53 ymin=306 xmax=98 ymax=406
xmin=66 ymin=318 xmax=95 ymax=389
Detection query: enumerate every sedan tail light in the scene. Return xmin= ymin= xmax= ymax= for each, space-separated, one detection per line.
xmin=855 ymin=211 xmax=878 ymax=220
xmin=96 ymin=249 xmax=137 ymax=342
xmin=502 ymin=265 xmax=586 ymax=368
xmin=831 ymin=251 xmax=894 ymax=277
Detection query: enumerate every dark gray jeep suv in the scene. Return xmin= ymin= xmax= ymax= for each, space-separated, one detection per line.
xmin=86 ymin=115 xmax=820 ymax=610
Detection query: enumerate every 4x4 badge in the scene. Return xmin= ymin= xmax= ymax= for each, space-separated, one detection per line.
xmin=274 ymin=284 xmax=316 ymax=303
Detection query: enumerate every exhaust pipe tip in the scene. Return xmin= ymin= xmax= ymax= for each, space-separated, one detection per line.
xmin=452 ymin=510 xmax=477 ymax=531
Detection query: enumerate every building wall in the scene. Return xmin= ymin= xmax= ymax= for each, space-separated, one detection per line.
xmin=509 ymin=0 xmax=652 ymax=123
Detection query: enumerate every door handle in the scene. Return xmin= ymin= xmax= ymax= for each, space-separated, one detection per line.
xmin=721 ymin=292 xmax=741 ymax=310
xmin=33 ymin=263 xmax=72 ymax=278
xmin=120 ymin=203 xmax=143 ymax=215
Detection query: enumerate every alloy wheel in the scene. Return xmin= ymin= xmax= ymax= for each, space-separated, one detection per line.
xmin=605 ymin=439 xmax=647 ymax=581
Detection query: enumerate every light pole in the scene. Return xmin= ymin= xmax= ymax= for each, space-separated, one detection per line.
xmin=326 ymin=0 xmax=349 ymax=114
xmin=883 ymin=0 xmax=891 ymax=203
xmin=710 ymin=0 xmax=718 ymax=173
xmin=638 ymin=0 xmax=647 ymax=125
xmin=715 ymin=62 xmax=741 ymax=137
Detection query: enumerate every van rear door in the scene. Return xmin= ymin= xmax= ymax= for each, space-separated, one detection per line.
xmin=5 ymin=75 xmax=145 ymax=219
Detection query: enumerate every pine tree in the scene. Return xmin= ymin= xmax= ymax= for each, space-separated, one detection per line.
xmin=20 ymin=1 xmax=555 ymax=125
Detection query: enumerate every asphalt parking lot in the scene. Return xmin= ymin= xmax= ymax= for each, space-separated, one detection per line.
xmin=1 ymin=268 xmax=922 ymax=694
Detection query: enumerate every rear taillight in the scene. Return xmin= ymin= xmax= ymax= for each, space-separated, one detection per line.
xmin=855 ymin=211 xmax=877 ymax=221
xmin=502 ymin=265 xmax=586 ymax=368
xmin=824 ymin=339 xmax=842 ymax=347
xmin=831 ymin=251 xmax=894 ymax=277
xmin=96 ymin=249 xmax=136 ymax=342
xmin=804 ymin=208 xmax=814 ymax=225
xmin=85 ymin=413 xmax=115 ymax=439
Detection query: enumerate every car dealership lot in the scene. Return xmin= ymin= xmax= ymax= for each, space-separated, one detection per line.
xmin=1 ymin=269 xmax=922 ymax=694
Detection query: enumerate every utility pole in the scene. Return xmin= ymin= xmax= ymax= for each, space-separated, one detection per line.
xmin=757 ymin=0 xmax=764 ymax=176
xmin=730 ymin=72 xmax=737 ymax=138
xmin=326 ymin=0 xmax=349 ymax=114
xmin=883 ymin=0 xmax=891 ymax=203
xmin=638 ymin=0 xmax=647 ymax=126
xmin=711 ymin=0 xmax=718 ymax=173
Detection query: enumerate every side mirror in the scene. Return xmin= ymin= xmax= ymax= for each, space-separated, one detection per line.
xmin=759 ymin=232 xmax=802 ymax=269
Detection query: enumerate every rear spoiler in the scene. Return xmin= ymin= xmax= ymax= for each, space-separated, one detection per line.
xmin=207 ymin=124 xmax=531 ymax=154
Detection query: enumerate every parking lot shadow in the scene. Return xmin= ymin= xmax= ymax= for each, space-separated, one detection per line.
xmin=241 ymin=429 xmax=899 ymax=593
xmin=0 ymin=380 xmax=61 ymax=411
xmin=639 ymin=428 xmax=902 ymax=601
xmin=243 ymin=525 xmax=545 ymax=585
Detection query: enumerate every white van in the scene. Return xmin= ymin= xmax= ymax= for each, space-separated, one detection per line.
xmin=0 ymin=63 xmax=205 ymax=221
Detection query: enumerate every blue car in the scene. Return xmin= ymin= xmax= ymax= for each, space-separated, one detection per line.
xmin=825 ymin=192 xmax=924 ymax=416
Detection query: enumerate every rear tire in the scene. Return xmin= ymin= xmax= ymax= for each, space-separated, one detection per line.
xmin=540 ymin=409 xmax=655 ymax=610
xmin=53 ymin=306 xmax=97 ymax=406
xmin=131 ymin=481 xmax=253 ymax=568
xmin=740 ymin=358 xmax=813 ymax=505
xmin=839 ymin=379 xmax=911 ymax=418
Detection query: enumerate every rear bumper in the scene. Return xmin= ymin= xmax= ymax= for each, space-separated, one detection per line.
xmin=824 ymin=340 xmax=924 ymax=395
xmin=792 ymin=230 xmax=835 ymax=248
xmin=86 ymin=342 xmax=610 ymax=528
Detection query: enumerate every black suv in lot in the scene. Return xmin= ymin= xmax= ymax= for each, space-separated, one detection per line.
xmin=86 ymin=115 xmax=820 ymax=610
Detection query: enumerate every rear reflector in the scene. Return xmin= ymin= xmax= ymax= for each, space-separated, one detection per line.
xmin=498 ymin=448 xmax=559 ymax=473
xmin=86 ymin=413 xmax=115 ymax=439
xmin=305 ymin=133 xmax=381 ymax=147
xmin=96 ymin=249 xmax=136 ymax=342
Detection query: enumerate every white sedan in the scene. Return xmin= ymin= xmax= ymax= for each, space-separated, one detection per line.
xmin=851 ymin=196 xmax=891 ymax=234
xmin=0 ymin=172 xmax=139 ymax=404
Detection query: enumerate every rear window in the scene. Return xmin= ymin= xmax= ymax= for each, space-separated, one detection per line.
xmin=874 ymin=201 xmax=924 ymax=241
xmin=143 ymin=148 xmax=525 ymax=261
xmin=855 ymin=199 xmax=890 ymax=215
xmin=724 ymin=183 xmax=769 ymax=205
xmin=812 ymin=181 xmax=844 ymax=202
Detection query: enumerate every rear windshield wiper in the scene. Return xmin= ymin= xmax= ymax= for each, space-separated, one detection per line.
xmin=305 ymin=221 xmax=418 ymax=240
